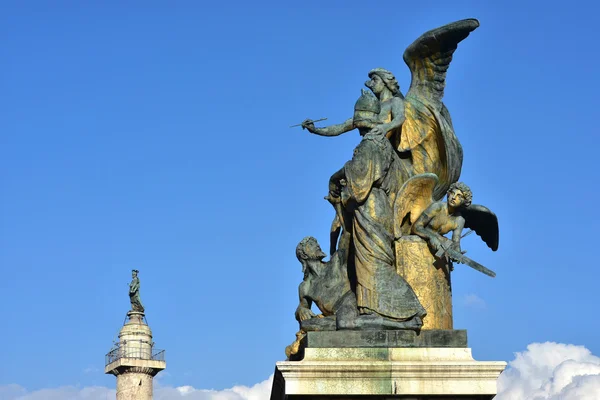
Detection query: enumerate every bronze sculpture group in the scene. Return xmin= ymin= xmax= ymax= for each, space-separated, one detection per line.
xmin=287 ymin=19 xmax=499 ymax=357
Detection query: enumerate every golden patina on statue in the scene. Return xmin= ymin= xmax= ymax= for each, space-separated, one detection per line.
xmin=287 ymin=18 xmax=499 ymax=355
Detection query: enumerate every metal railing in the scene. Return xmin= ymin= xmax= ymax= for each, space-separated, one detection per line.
xmin=152 ymin=349 xmax=165 ymax=362
xmin=105 ymin=341 xmax=165 ymax=366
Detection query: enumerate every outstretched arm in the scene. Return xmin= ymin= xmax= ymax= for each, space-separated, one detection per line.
xmin=303 ymin=118 xmax=355 ymax=137
xmin=413 ymin=203 xmax=446 ymax=251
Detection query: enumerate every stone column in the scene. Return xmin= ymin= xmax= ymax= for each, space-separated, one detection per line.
xmin=105 ymin=311 xmax=166 ymax=400
xmin=116 ymin=369 xmax=154 ymax=400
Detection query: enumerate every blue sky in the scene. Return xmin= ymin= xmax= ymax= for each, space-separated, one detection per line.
xmin=1 ymin=0 xmax=599 ymax=395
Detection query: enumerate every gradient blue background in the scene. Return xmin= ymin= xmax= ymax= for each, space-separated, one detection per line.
xmin=1 ymin=0 xmax=598 ymax=392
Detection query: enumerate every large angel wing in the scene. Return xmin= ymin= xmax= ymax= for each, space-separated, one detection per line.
xmin=462 ymin=204 xmax=499 ymax=251
xmin=403 ymin=19 xmax=480 ymax=110
xmin=393 ymin=173 xmax=438 ymax=239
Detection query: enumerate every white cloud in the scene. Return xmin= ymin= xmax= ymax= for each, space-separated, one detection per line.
xmin=463 ymin=293 xmax=486 ymax=309
xmin=0 ymin=375 xmax=273 ymax=400
xmin=497 ymin=342 xmax=600 ymax=399
xmin=6 ymin=343 xmax=600 ymax=400
xmin=154 ymin=375 xmax=273 ymax=400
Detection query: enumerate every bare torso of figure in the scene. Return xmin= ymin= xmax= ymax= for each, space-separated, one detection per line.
xmin=300 ymin=260 xmax=350 ymax=316
xmin=425 ymin=203 xmax=463 ymax=236
xmin=378 ymin=98 xmax=395 ymax=123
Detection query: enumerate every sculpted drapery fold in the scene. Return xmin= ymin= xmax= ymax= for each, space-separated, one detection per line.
xmin=290 ymin=19 xmax=491 ymax=334
xmin=343 ymin=134 xmax=425 ymax=321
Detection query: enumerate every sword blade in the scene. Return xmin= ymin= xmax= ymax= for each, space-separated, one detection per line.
xmin=446 ymin=248 xmax=496 ymax=278
xmin=461 ymin=229 xmax=473 ymax=239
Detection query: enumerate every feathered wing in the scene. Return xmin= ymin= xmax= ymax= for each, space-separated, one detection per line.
xmin=397 ymin=19 xmax=478 ymax=200
xmin=393 ymin=173 xmax=438 ymax=239
xmin=462 ymin=204 xmax=499 ymax=251
xmin=403 ymin=18 xmax=480 ymax=110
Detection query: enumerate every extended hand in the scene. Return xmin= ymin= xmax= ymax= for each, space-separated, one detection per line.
xmin=429 ymin=237 xmax=443 ymax=252
xmin=369 ymin=125 xmax=386 ymax=136
xmin=325 ymin=192 xmax=341 ymax=205
xmin=297 ymin=307 xmax=316 ymax=321
xmin=301 ymin=119 xmax=316 ymax=133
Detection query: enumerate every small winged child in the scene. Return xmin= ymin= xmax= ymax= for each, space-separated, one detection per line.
xmin=410 ymin=181 xmax=499 ymax=277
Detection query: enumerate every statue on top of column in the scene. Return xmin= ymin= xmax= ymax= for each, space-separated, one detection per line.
xmin=129 ymin=269 xmax=145 ymax=313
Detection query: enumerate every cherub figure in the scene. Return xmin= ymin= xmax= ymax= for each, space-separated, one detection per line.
xmin=394 ymin=174 xmax=499 ymax=277
xmin=413 ymin=182 xmax=473 ymax=254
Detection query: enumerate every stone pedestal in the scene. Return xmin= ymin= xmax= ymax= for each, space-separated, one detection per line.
xmin=272 ymin=346 xmax=505 ymax=400
xmin=395 ymin=235 xmax=453 ymax=330
xmin=302 ymin=330 xmax=467 ymax=349
xmin=105 ymin=311 xmax=166 ymax=400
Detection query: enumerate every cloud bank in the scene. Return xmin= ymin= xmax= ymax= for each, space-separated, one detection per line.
xmin=0 ymin=375 xmax=273 ymax=400
xmin=497 ymin=342 xmax=600 ymax=399
xmin=4 ymin=343 xmax=600 ymax=399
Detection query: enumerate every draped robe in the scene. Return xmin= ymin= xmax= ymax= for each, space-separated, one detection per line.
xmin=388 ymin=96 xmax=462 ymax=201
xmin=341 ymin=132 xmax=426 ymax=321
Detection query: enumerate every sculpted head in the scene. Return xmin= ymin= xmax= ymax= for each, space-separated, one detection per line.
xmin=132 ymin=269 xmax=139 ymax=279
xmin=296 ymin=236 xmax=327 ymax=263
xmin=366 ymin=68 xmax=401 ymax=97
xmin=447 ymin=182 xmax=473 ymax=208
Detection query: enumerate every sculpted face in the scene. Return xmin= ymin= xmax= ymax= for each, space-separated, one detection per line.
xmin=307 ymin=239 xmax=327 ymax=260
xmin=132 ymin=270 xmax=137 ymax=279
xmin=365 ymin=74 xmax=385 ymax=96
xmin=447 ymin=189 xmax=465 ymax=208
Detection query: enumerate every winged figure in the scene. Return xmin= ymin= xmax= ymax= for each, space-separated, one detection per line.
xmin=301 ymin=19 xmax=480 ymax=200
xmin=398 ymin=177 xmax=499 ymax=277
xmin=393 ymin=173 xmax=439 ymax=239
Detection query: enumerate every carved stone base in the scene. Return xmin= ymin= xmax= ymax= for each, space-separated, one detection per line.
xmin=126 ymin=310 xmax=145 ymax=323
xmin=395 ymin=235 xmax=452 ymax=330
xmin=303 ymin=329 xmax=467 ymax=349
xmin=271 ymin=347 xmax=505 ymax=400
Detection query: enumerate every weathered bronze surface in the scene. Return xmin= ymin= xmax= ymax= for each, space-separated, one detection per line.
xmin=129 ymin=269 xmax=145 ymax=313
xmin=304 ymin=329 xmax=467 ymax=348
xmin=294 ymin=229 xmax=424 ymax=333
xmin=301 ymin=19 xmax=481 ymax=200
xmin=287 ymin=19 xmax=498 ymax=347
xmin=413 ymin=181 xmax=499 ymax=277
